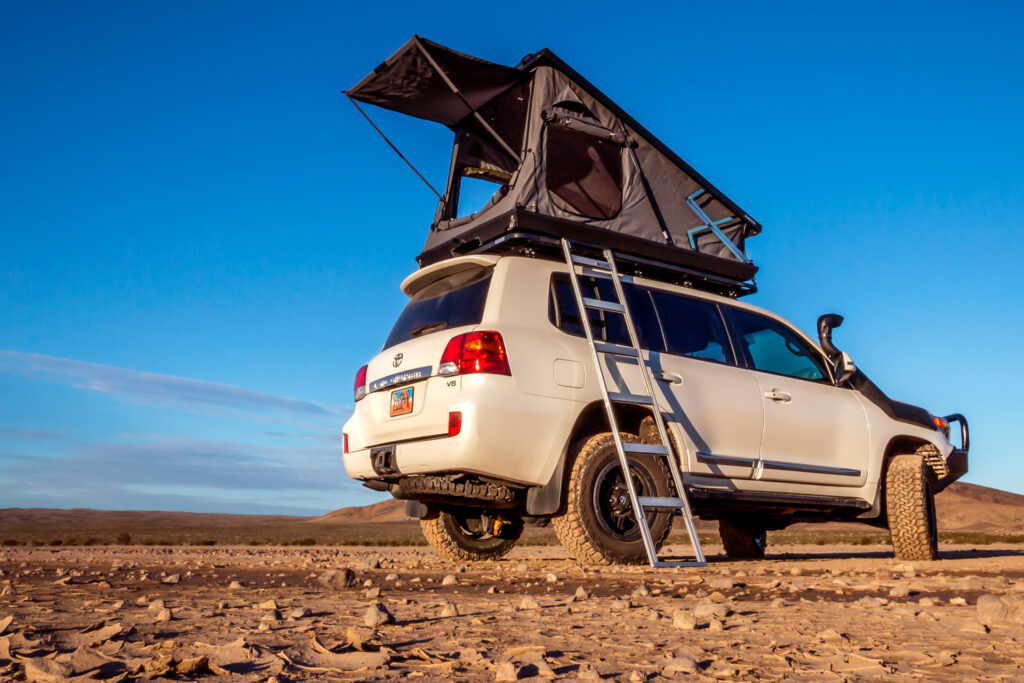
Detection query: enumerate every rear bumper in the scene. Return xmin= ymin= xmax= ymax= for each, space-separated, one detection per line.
xmin=342 ymin=379 xmax=580 ymax=487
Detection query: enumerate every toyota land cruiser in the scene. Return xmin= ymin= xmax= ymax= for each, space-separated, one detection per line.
xmin=342 ymin=254 xmax=969 ymax=564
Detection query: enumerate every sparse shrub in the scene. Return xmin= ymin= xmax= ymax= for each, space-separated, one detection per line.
xmin=31 ymin=540 xmax=44 ymax=546
xmin=82 ymin=538 xmax=101 ymax=546
xmin=115 ymin=532 xmax=132 ymax=545
xmin=291 ymin=538 xmax=317 ymax=546
xmin=141 ymin=538 xmax=156 ymax=546
xmin=248 ymin=539 xmax=261 ymax=546
xmin=192 ymin=539 xmax=216 ymax=546
xmin=48 ymin=539 xmax=62 ymax=546
xmin=1 ymin=539 xmax=22 ymax=546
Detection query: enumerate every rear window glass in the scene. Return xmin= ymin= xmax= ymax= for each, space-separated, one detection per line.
xmin=649 ymin=290 xmax=732 ymax=364
xmin=383 ymin=268 xmax=492 ymax=350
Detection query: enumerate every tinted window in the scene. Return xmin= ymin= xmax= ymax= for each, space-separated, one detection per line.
xmin=545 ymin=125 xmax=623 ymax=219
xmin=383 ymin=269 xmax=491 ymax=350
xmin=730 ymin=309 xmax=827 ymax=381
xmin=649 ymin=290 xmax=732 ymax=364
xmin=548 ymin=275 xmax=663 ymax=351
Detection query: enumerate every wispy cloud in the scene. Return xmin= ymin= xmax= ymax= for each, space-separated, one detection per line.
xmin=0 ymin=350 xmax=348 ymax=421
xmin=0 ymin=350 xmax=374 ymax=514
xmin=0 ymin=433 xmax=370 ymax=514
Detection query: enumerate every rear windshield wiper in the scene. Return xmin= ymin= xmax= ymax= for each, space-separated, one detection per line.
xmin=407 ymin=321 xmax=448 ymax=337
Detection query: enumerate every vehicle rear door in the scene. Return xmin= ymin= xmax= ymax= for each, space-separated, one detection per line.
xmin=642 ymin=287 xmax=765 ymax=480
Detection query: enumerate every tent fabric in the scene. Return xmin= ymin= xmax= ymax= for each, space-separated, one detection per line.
xmin=347 ymin=37 xmax=525 ymax=127
xmin=347 ymin=38 xmax=760 ymax=281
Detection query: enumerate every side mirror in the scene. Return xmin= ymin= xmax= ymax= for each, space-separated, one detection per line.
xmin=835 ymin=351 xmax=856 ymax=384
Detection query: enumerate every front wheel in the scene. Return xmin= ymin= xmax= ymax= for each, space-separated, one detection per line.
xmin=552 ymin=432 xmax=674 ymax=565
xmin=886 ymin=454 xmax=939 ymax=561
xmin=420 ymin=510 xmax=521 ymax=562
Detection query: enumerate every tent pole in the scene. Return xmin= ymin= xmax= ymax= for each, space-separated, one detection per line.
xmin=413 ymin=38 xmax=522 ymax=165
xmin=345 ymin=94 xmax=442 ymax=200
xmin=627 ymin=147 xmax=673 ymax=244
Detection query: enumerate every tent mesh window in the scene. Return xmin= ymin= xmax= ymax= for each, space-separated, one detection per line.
xmin=545 ymin=125 xmax=623 ymax=220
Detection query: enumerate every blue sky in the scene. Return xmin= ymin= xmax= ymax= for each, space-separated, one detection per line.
xmin=1 ymin=1 xmax=1021 ymax=514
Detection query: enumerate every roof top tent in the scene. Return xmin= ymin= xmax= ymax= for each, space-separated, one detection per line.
xmin=346 ymin=36 xmax=762 ymax=296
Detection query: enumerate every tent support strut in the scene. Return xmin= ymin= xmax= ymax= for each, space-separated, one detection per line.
xmin=413 ymin=38 xmax=522 ymax=165
xmin=345 ymin=94 xmax=442 ymax=200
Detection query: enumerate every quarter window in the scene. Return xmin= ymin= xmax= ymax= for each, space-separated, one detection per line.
xmin=548 ymin=275 xmax=663 ymax=351
xmin=729 ymin=309 xmax=827 ymax=381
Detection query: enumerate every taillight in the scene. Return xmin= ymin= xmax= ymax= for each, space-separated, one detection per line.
xmin=354 ymin=364 xmax=368 ymax=401
xmin=448 ymin=411 xmax=462 ymax=437
xmin=343 ymin=432 xmax=349 ymax=454
xmin=439 ymin=331 xmax=511 ymax=376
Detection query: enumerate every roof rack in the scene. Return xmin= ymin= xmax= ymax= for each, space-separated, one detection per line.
xmin=421 ymin=210 xmax=757 ymax=298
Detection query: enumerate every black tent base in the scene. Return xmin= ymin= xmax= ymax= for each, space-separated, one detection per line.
xmin=416 ymin=209 xmax=758 ymax=298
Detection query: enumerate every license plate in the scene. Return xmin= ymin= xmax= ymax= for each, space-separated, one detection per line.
xmin=390 ymin=387 xmax=414 ymax=416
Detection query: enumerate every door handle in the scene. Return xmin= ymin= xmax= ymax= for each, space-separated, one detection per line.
xmin=655 ymin=372 xmax=683 ymax=385
xmin=763 ymin=389 xmax=792 ymax=403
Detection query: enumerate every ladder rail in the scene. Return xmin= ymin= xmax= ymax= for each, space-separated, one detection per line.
xmin=603 ymin=248 xmax=706 ymax=566
xmin=560 ymin=238 xmax=706 ymax=568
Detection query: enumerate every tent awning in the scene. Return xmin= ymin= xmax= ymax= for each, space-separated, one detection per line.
xmin=346 ymin=36 xmax=525 ymax=127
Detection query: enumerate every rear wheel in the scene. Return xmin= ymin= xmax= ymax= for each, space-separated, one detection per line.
xmin=552 ymin=432 xmax=673 ymax=565
xmin=886 ymin=454 xmax=939 ymax=561
xmin=420 ymin=510 xmax=522 ymax=562
xmin=718 ymin=518 xmax=767 ymax=560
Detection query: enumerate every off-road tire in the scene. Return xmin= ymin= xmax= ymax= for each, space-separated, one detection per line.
xmin=420 ymin=511 xmax=521 ymax=562
xmin=886 ymin=454 xmax=939 ymax=561
xmin=552 ymin=432 xmax=674 ymax=566
xmin=719 ymin=518 xmax=768 ymax=560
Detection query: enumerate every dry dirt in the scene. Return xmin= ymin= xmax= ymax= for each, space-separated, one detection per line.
xmin=2 ymin=542 xmax=1024 ymax=681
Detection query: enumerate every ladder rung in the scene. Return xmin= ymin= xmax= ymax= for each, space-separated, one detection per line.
xmin=570 ymin=254 xmax=613 ymax=271
xmin=622 ymin=443 xmax=669 ymax=455
xmin=594 ymin=341 xmax=639 ymax=358
xmin=582 ymin=297 xmax=624 ymax=313
xmin=637 ymin=496 xmax=686 ymax=509
xmin=607 ymin=392 xmax=654 ymax=406
xmin=652 ymin=560 xmax=706 ymax=568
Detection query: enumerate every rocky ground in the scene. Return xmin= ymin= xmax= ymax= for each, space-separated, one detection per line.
xmin=2 ymin=543 xmax=1024 ymax=681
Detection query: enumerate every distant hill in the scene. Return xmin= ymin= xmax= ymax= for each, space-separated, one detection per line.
xmin=1 ymin=482 xmax=1020 ymax=544
xmin=935 ymin=482 xmax=1024 ymax=531
xmin=309 ymin=482 xmax=1024 ymax=533
xmin=308 ymin=499 xmax=409 ymax=524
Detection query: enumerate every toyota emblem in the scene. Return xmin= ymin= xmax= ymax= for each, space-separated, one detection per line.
xmin=393 ymin=353 xmax=403 ymax=367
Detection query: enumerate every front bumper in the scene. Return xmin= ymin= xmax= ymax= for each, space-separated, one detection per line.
xmin=935 ymin=413 xmax=969 ymax=492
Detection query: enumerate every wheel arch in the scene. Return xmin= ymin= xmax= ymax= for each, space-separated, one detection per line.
xmin=882 ymin=435 xmax=947 ymax=482
xmin=525 ymin=400 xmax=652 ymax=516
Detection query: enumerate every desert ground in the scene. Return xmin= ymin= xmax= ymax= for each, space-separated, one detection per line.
xmin=2 ymin=481 xmax=1024 ymax=681
xmin=2 ymin=541 xmax=1024 ymax=681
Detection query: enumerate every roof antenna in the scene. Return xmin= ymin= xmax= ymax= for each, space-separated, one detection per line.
xmin=344 ymin=93 xmax=442 ymax=200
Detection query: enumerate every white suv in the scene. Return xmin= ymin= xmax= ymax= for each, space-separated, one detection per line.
xmin=342 ymin=253 xmax=968 ymax=564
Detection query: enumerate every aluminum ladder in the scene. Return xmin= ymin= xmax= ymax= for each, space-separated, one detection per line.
xmin=560 ymin=238 xmax=706 ymax=568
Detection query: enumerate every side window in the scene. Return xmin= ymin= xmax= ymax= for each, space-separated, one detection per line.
xmin=729 ymin=309 xmax=828 ymax=381
xmin=648 ymin=290 xmax=732 ymax=364
xmin=548 ymin=275 xmax=664 ymax=351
